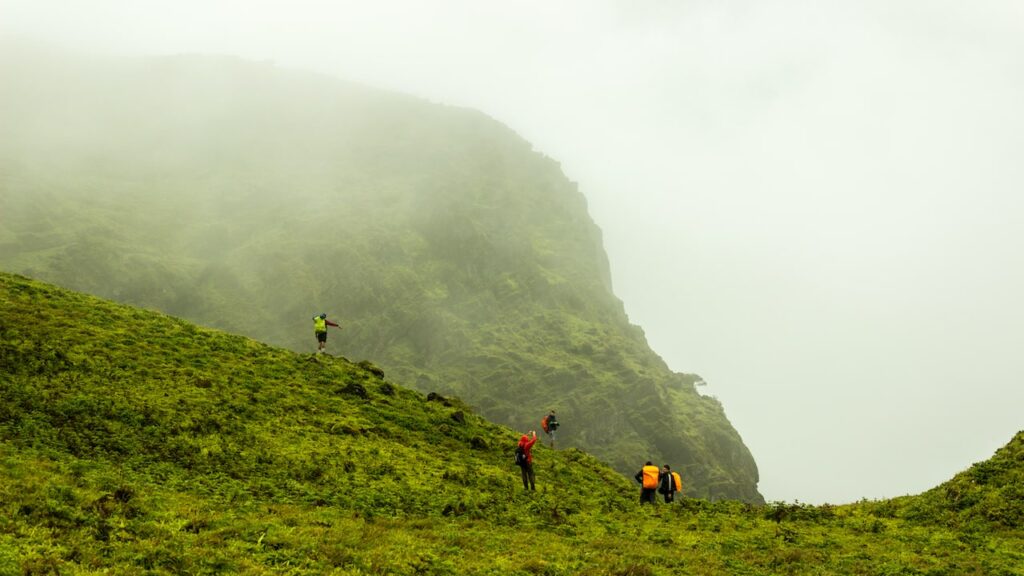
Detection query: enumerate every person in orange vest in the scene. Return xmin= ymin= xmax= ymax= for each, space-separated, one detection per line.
xmin=658 ymin=464 xmax=681 ymax=503
xmin=517 ymin=430 xmax=539 ymax=491
xmin=634 ymin=461 xmax=661 ymax=505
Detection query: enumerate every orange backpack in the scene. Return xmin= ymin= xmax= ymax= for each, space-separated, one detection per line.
xmin=642 ymin=466 xmax=660 ymax=489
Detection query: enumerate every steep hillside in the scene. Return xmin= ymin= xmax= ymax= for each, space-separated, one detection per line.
xmin=0 ymin=271 xmax=633 ymax=572
xmin=3 ymin=273 xmax=1023 ymax=574
xmin=0 ymin=44 xmax=760 ymax=501
xmin=0 ymin=271 xmax=631 ymax=514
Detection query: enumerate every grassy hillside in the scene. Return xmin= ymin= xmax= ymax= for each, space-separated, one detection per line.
xmin=0 ymin=45 xmax=759 ymax=501
xmin=856 ymin=431 xmax=1024 ymax=533
xmin=919 ymin=431 xmax=1024 ymax=528
xmin=2 ymin=272 xmax=1023 ymax=575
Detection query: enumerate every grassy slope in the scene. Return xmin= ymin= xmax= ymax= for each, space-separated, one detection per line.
xmin=922 ymin=431 xmax=1024 ymax=528
xmin=2 ymin=272 xmax=1022 ymax=575
xmin=860 ymin=431 xmax=1024 ymax=532
xmin=0 ymin=47 xmax=759 ymax=501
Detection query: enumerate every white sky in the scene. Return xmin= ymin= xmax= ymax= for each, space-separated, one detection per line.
xmin=3 ymin=0 xmax=1022 ymax=503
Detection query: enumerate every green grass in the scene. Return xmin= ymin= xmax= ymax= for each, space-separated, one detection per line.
xmin=2 ymin=272 xmax=1023 ymax=575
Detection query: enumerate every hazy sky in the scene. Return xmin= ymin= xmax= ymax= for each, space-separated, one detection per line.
xmin=4 ymin=0 xmax=1022 ymax=503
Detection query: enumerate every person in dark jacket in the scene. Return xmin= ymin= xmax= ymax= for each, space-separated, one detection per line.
xmin=518 ymin=431 xmax=538 ymax=490
xmin=634 ymin=461 xmax=661 ymax=505
xmin=658 ymin=464 xmax=676 ymax=503
xmin=541 ymin=410 xmax=559 ymax=448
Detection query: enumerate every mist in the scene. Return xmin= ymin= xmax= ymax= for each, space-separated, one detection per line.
xmin=3 ymin=0 xmax=1022 ymax=504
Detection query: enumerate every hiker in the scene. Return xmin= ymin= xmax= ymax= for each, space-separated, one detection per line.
xmin=541 ymin=410 xmax=559 ymax=449
xmin=312 ymin=313 xmax=341 ymax=353
xmin=634 ymin=461 xmax=661 ymax=505
xmin=658 ymin=464 xmax=678 ymax=503
xmin=517 ymin=430 xmax=538 ymax=491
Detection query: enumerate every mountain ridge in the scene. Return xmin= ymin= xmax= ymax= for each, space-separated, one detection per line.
xmin=0 ymin=46 xmax=761 ymax=501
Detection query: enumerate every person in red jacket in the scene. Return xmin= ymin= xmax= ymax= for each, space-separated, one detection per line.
xmin=517 ymin=430 xmax=539 ymax=490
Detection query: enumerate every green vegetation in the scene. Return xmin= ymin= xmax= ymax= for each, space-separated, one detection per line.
xmin=2 ymin=273 xmax=1023 ymax=575
xmin=0 ymin=46 xmax=758 ymax=500
xmin=863 ymin=432 xmax=1024 ymax=532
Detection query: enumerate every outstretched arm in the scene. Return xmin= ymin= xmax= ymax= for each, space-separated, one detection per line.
xmin=326 ymin=319 xmax=341 ymax=328
xmin=524 ymin=433 xmax=538 ymax=450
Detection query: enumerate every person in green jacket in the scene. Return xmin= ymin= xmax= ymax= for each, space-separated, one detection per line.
xmin=313 ymin=313 xmax=341 ymax=353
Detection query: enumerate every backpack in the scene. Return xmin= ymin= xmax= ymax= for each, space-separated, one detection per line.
xmin=514 ymin=445 xmax=527 ymax=467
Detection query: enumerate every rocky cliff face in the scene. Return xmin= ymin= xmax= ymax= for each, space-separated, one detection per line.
xmin=0 ymin=47 xmax=762 ymax=502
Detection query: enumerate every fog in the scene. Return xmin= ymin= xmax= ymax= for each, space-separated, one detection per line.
xmin=3 ymin=0 xmax=1022 ymax=503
